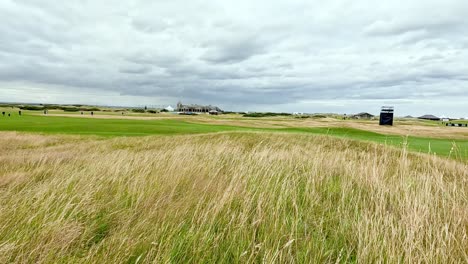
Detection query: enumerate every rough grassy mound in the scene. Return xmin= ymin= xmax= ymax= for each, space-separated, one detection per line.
xmin=0 ymin=132 xmax=466 ymax=263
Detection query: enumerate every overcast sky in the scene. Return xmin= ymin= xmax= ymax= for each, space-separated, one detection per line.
xmin=1 ymin=0 xmax=467 ymax=116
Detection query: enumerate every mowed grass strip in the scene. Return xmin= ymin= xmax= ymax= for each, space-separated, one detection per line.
xmin=282 ymin=127 xmax=468 ymax=160
xmin=0 ymin=132 xmax=466 ymax=263
xmin=0 ymin=114 xmax=247 ymax=136
xmin=0 ymin=114 xmax=467 ymax=159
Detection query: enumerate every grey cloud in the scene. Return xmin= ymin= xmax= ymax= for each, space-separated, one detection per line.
xmin=201 ymin=38 xmax=267 ymax=64
xmin=131 ymin=18 xmax=170 ymax=34
xmin=363 ymin=19 xmax=460 ymax=37
xmin=0 ymin=0 xmax=467 ymax=116
xmin=119 ymin=65 xmax=152 ymax=75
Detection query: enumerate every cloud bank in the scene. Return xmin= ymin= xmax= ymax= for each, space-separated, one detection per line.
xmin=1 ymin=0 xmax=467 ymax=116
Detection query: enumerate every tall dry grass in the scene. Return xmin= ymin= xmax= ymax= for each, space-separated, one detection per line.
xmin=0 ymin=131 xmax=467 ymax=263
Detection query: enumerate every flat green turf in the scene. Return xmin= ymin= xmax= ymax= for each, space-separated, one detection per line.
xmin=0 ymin=113 xmax=466 ymax=160
xmin=452 ymin=120 xmax=468 ymax=124
xmin=280 ymin=127 xmax=468 ymax=160
xmin=0 ymin=114 xmax=246 ymax=136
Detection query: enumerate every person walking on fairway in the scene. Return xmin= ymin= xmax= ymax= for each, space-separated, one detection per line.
xmin=19 ymin=110 xmax=22 ymax=116
xmin=91 ymin=111 xmax=94 ymax=116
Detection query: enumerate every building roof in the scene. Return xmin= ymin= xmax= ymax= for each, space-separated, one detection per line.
xmin=353 ymin=112 xmax=374 ymax=116
xmin=177 ymin=102 xmax=223 ymax=112
xmin=418 ymin=114 xmax=440 ymax=120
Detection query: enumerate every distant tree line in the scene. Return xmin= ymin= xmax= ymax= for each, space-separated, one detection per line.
xmin=243 ymin=112 xmax=292 ymax=118
xmin=131 ymin=108 xmax=162 ymax=114
xmin=9 ymin=104 xmax=173 ymax=115
xmin=19 ymin=105 xmax=101 ymax=112
xmin=0 ymin=104 xmax=17 ymax=108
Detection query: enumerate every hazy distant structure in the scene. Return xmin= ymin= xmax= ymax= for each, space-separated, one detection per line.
xmin=379 ymin=106 xmax=394 ymax=126
xmin=418 ymin=114 xmax=440 ymax=121
xmin=293 ymin=112 xmax=305 ymax=115
xmin=176 ymin=101 xmax=223 ymax=113
xmin=351 ymin=112 xmax=374 ymax=119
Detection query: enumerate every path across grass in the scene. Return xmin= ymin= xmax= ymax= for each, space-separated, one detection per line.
xmin=0 ymin=114 xmax=466 ymax=159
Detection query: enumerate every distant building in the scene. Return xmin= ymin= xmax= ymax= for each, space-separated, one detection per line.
xmin=440 ymin=115 xmax=450 ymax=122
xmin=176 ymin=102 xmax=223 ymax=113
xmin=165 ymin=106 xmax=174 ymax=112
xmin=418 ymin=114 xmax=440 ymax=121
xmin=352 ymin=112 xmax=374 ymax=119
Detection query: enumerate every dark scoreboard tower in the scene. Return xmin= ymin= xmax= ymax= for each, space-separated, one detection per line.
xmin=379 ymin=106 xmax=394 ymax=126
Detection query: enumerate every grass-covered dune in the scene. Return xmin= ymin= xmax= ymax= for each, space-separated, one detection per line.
xmin=0 ymin=132 xmax=467 ymax=263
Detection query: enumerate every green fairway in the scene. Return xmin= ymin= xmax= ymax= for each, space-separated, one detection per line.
xmin=0 ymin=114 xmax=246 ymax=136
xmin=281 ymin=127 xmax=468 ymax=160
xmin=453 ymin=120 xmax=468 ymax=124
xmin=0 ymin=114 xmax=467 ymax=159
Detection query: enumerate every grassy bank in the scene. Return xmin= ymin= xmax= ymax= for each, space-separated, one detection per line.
xmin=0 ymin=132 xmax=466 ymax=263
